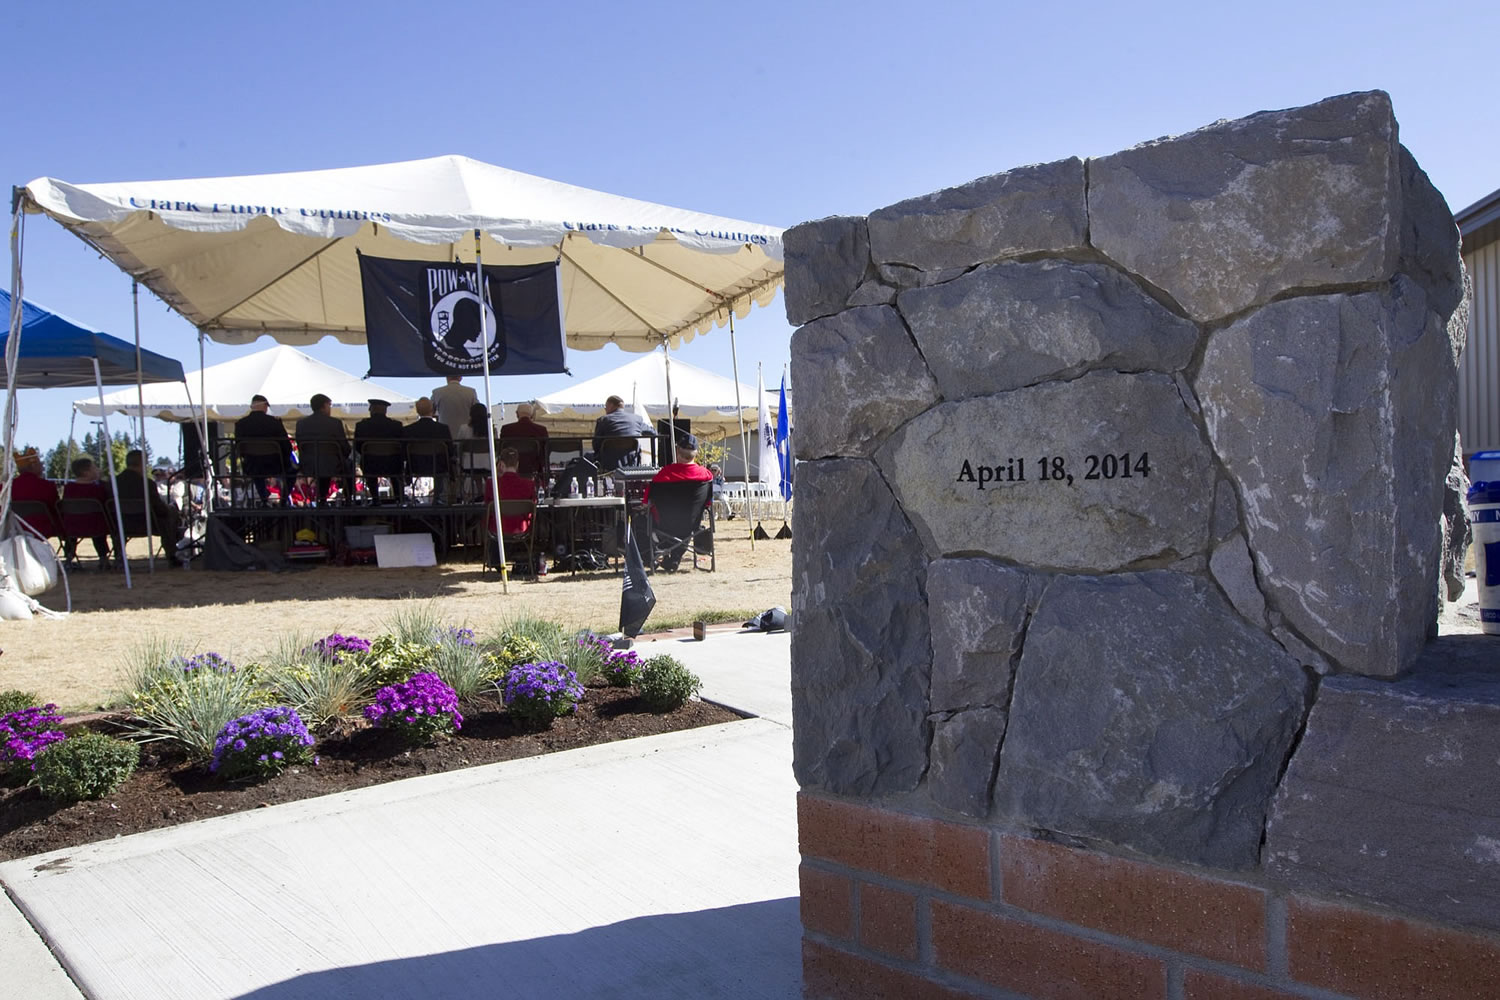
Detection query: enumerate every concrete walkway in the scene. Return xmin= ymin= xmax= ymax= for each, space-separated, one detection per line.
xmin=0 ymin=630 xmax=798 ymax=1000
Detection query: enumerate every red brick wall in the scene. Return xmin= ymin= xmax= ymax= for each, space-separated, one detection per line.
xmin=798 ymin=792 xmax=1500 ymax=1000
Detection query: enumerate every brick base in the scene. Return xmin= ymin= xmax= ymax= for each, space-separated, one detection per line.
xmin=799 ymin=792 xmax=1500 ymax=1000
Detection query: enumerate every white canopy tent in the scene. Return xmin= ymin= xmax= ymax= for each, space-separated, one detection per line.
xmin=14 ymin=155 xmax=785 ymax=582
xmin=74 ymin=344 xmax=415 ymax=430
xmin=17 ymin=155 xmax=784 ymax=352
xmin=532 ymin=353 xmax=766 ymax=436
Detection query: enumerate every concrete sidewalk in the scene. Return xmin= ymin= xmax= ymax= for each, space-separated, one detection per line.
xmin=0 ymin=630 xmax=798 ymax=1000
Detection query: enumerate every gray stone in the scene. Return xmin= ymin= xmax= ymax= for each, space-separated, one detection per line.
xmin=789 ymin=460 xmax=932 ymax=796
xmin=1397 ymin=144 xmax=1466 ymax=322
xmin=1210 ymin=533 xmax=1267 ymax=627
xmin=994 ymin=572 xmax=1308 ymax=870
xmin=783 ymin=216 xmax=874 ymax=326
xmin=1264 ymin=636 xmax=1500 ymax=933
xmin=929 ymin=708 xmax=1009 ymax=818
xmin=1211 ymin=479 xmax=1241 ymax=542
xmin=1089 ymin=91 xmax=1401 ymax=322
xmin=1443 ymin=433 xmax=1471 ymax=603
xmin=1195 ymin=278 xmax=1459 ymax=677
xmin=1270 ymin=615 xmax=1333 ymax=675
xmin=877 ymin=371 xmax=1213 ymax=570
xmin=928 ymin=558 xmax=1048 ymax=712
xmin=846 ymin=278 xmax=895 ymax=308
xmin=789 ymin=305 xmax=940 ymax=460
xmin=898 ymin=259 xmax=1201 ymax=400
xmin=868 ymin=157 xmax=1086 ymax=272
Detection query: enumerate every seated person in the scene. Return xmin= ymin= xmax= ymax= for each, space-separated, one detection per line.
xmin=235 ymin=393 xmax=295 ymax=506
xmin=115 ymin=449 xmax=184 ymax=563
xmin=10 ymin=447 xmax=60 ymax=538
xmin=61 ymin=456 xmax=113 ymax=569
xmin=404 ymin=396 xmax=454 ymax=502
xmin=500 ymin=402 xmax=548 ymax=478
xmin=293 ymin=392 xmax=351 ymax=506
xmin=644 ymin=435 xmax=714 ymax=572
xmin=591 ymin=395 xmax=649 ymax=471
xmin=353 ymin=398 xmax=405 ymax=504
xmin=484 ymin=448 xmax=538 ymax=572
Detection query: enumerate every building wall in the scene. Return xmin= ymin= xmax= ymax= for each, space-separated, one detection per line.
xmin=1459 ymin=238 xmax=1500 ymax=454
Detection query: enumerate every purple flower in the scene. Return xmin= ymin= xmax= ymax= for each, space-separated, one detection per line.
xmin=172 ymin=652 xmax=237 ymax=675
xmin=364 ymin=673 xmax=462 ymax=744
xmin=211 ymin=706 xmax=314 ymax=779
xmin=502 ymin=661 xmax=584 ymax=727
xmin=435 ymin=626 xmax=477 ymax=648
xmin=309 ymin=633 xmax=372 ymax=662
xmin=0 ymin=704 xmax=68 ymax=774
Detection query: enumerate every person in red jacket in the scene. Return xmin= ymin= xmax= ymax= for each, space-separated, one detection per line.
xmin=643 ymin=434 xmax=713 ymax=504
xmin=484 ymin=448 xmax=536 ymax=537
xmin=10 ymin=447 xmax=60 ymax=538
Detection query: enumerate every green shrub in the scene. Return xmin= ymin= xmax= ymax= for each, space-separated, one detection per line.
xmin=489 ymin=615 xmax=567 ymax=659
xmin=33 ymin=732 xmax=139 ymax=801
xmin=120 ymin=643 xmax=269 ymax=761
xmin=363 ymin=633 xmax=438 ymax=689
xmin=257 ymin=635 xmax=375 ymax=727
xmin=637 ymin=655 xmax=702 ymax=712
xmin=561 ymin=631 xmax=611 ymax=686
xmin=430 ymin=632 xmax=503 ymax=704
xmin=384 ymin=601 xmax=444 ymax=646
xmin=0 ymin=690 xmax=41 ymax=716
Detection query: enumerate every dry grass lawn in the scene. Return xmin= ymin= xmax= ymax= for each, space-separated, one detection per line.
xmin=0 ymin=535 xmax=792 ymax=712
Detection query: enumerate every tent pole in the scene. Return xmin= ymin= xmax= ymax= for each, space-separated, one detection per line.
xmin=663 ymin=341 xmax=675 ymax=458
xmin=136 ymin=283 xmax=155 ymax=572
xmin=95 ymin=358 xmax=132 ymax=589
xmin=475 ymin=229 xmax=508 ymax=593
xmin=727 ymin=312 xmax=753 ymax=548
xmin=3 ymin=192 xmax=26 ymax=531
xmin=66 ymin=408 xmax=77 ymax=475
xmin=199 ymin=329 xmax=213 ymax=516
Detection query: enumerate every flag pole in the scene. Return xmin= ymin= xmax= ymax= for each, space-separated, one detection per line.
xmin=134 ymin=282 xmax=156 ymax=572
xmin=662 ymin=341 xmax=675 ymax=461
xmin=475 ymin=229 xmax=508 ymax=593
xmin=727 ymin=312 xmax=753 ymax=547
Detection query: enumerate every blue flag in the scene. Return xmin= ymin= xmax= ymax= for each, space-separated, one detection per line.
xmin=358 ymin=254 xmax=567 ymax=377
xmin=776 ymin=374 xmax=793 ymax=501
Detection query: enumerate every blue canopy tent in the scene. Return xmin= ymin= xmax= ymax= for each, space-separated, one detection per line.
xmin=1 ymin=289 xmax=190 ymax=590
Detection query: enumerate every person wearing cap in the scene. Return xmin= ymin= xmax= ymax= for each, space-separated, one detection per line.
xmin=354 ymin=398 xmax=406 ymax=504
xmin=643 ymin=433 xmax=714 ymax=502
xmin=431 ymin=375 xmax=478 ymax=439
xmin=10 ymin=447 xmax=61 ymax=539
xmin=235 ymin=393 xmax=295 ymax=507
xmin=592 ymin=395 xmax=650 ymax=471
xmin=294 ymin=393 xmax=350 ymax=506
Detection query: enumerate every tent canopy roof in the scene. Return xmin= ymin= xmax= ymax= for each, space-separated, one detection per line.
xmin=530 ymin=353 xmax=771 ymax=437
xmin=1 ymin=290 xmax=185 ymax=388
xmin=73 ymin=344 xmax=412 ymax=425
xmin=22 ymin=155 xmax=784 ymax=353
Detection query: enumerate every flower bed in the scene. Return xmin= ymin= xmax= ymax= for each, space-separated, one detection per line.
xmin=0 ymin=613 xmax=728 ymax=862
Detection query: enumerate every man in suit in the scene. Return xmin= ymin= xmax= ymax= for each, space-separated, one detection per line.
xmin=294 ymin=393 xmax=350 ymax=506
xmin=353 ymin=398 xmax=406 ymax=504
xmin=592 ymin=395 xmax=650 ymax=471
xmin=499 ymin=402 xmax=548 ymax=479
xmin=404 ymin=396 xmax=453 ymax=502
xmin=235 ymin=394 xmax=295 ymax=507
xmin=115 ymin=449 xmax=183 ymax=563
xmin=431 ymin=376 xmax=477 ymax=439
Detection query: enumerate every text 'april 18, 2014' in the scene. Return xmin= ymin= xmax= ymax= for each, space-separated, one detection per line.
xmin=955 ymin=453 xmax=1151 ymax=489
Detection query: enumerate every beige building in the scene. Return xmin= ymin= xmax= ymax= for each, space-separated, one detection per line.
xmin=1458 ymin=187 xmax=1500 ymax=456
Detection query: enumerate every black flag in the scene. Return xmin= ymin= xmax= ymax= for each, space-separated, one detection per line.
xmin=620 ymin=521 xmax=656 ymax=637
xmin=358 ymin=255 xmax=566 ymax=377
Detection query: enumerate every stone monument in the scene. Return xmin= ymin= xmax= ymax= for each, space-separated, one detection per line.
xmin=788 ymin=92 xmax=1500 ymax=1000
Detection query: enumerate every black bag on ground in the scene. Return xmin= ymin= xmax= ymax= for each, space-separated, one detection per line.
xmin=743 ymin=607 xmax=787 ymax=632
xmin=203 ymin=518 xmax=297 ymax=572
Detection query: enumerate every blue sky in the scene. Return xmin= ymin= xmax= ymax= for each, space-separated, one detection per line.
xmin=5 ymin=0 xmax=1498 ymax=460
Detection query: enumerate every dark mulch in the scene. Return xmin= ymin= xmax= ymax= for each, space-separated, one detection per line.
xmin=0 ymin=685 xmax=743 ymax=862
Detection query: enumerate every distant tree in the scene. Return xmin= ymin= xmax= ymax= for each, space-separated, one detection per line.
xmin=78 ymin=430 xmax=147 ymax=476
xmin=43 ymin=438 xmax=84 ymax=479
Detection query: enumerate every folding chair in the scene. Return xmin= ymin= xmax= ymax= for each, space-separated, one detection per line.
xmin=113 ymin=498 xmax=172 ymax=561
xmin=357 ymin=439 xmax=405 ymax=504
xmin=406 ymin=440 xmax=453 ymax=503
xmin=238 ymin=437 xmax=293 ymax=507
xmin=644 ymin=480 xmax=714 ymax=573
xmin=59 ymin=496 xmax=113 ymax=565
xmin=299 ymin=440 xmax=350 ymax=506
xmin=499 ymin=436 xmax=546 ymax=480
xmin=485 ymin=499 xmax=537 ymax=574
xmin=10 ymin=500 xmax=63 ymax=558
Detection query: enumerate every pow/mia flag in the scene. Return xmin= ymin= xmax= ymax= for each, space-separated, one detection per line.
xmin=620 ymin=521 xmax=656 ymax=638
xmin=358 ymin=254 xmax=567 ymax=377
